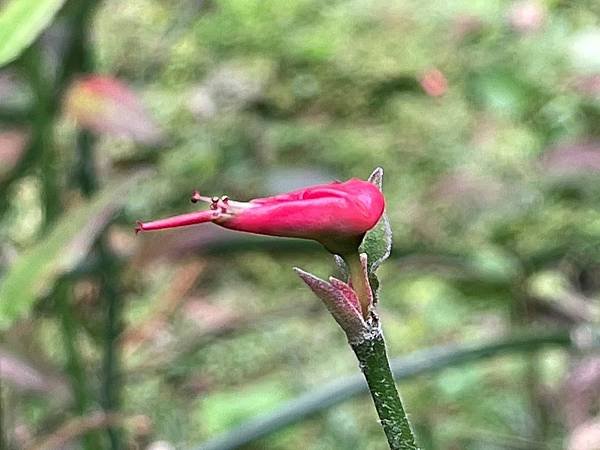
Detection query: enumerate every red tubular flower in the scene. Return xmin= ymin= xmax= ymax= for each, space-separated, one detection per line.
xmin=136 ymin=178 xmax=384 ymax=254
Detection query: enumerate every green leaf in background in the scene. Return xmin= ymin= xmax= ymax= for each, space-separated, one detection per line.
xmin=0 ymin=176 xmax=141 ymax=331
xmin=360 ymin=167 xmax=392 ymax=274
xmin=0 ymin=0 xmax=67 ymax=67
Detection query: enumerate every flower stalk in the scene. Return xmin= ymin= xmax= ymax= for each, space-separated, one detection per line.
xmin=298 ymin=250 xmax=419 ymax=449
xmin=351 ymin=328 xmax=419 ymax=450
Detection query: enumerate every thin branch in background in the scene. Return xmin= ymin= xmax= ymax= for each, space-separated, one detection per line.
xmin=0 ymin=107 xmax=30 ymax=125
xmin=524 ymin=355 xmax=550 ymax=449
xmin=193 ymin=330 xmax=574 ymax=450
xmin=73 ymin=125 xmax=126 ymax=449
xmin=98 ymin=239 xmax=124 ymax=450
xmin=63 ymin=1 xmax=125 ymax=447
xmin=75 ymin=125 xmax=127 ymax=450
xmin=55 ymin=280 xmax=103 ymax=450
xmin=74 ymin=130 xmax=97 ymax=194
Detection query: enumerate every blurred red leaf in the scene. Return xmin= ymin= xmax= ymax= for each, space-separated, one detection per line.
xmin=64 ymin=75 xmax=162 ymax=145
xmin=0 ymin=128 xmax=28 ymax=178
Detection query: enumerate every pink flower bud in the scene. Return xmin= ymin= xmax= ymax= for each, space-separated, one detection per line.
xmin=136 ymin=178 xmax=385 ymax=255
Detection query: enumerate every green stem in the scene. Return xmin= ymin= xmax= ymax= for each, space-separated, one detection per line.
xmin=76 ymin=125 xmax=123 ymax=450
xmin=351 ymin=330 xmax=419 ymax=450
xmin=22 ymin=47 xmax=61 ymax=229
xmin=74 ymin=130 xmax=98 ymax=196
xmin=56 ymin=280 xmax=103 ymax=450
xmin=98 ymin=240 xmax=123 ymax=450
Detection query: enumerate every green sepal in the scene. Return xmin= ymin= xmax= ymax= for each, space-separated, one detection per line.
xmin=360 ymin=167 xmax=392 ymax=274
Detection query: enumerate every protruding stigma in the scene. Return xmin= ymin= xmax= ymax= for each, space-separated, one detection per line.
xmin=135 ymin=210 xmax=219 ymax=233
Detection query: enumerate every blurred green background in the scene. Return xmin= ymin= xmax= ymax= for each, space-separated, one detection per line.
xmin=1 ymin=0 xmax=600 ymax=449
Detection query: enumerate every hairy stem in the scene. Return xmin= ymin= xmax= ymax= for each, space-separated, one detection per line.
xmin=351 ymin=330 xmax=419 ymax=450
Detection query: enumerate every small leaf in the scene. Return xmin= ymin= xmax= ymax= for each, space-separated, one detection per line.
xmin=360 ymin=212 xmax=392 ymax=273
xmin=333 ymin=254 xmax=349 ymax=280
xmin=294 ymin=267 xmax=366 ymax=338
xmin=0 ymin=175 xmax=141 ymax=331
xmin=367 ymin=166 xmax=384 ymax=190
xmin=368 ymin=272 xmax=381 ymax=303
xmin=0 ymin=0 xmax=67 ymax=67
xmin=361 ymin=167 xmax=392 ymax=273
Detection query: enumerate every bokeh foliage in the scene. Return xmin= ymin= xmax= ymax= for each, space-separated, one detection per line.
xmin=1 ymin=0 xmax=600 ymax=449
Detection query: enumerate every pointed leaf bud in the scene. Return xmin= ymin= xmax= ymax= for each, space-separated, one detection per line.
xmin=360 ymin=168 xmax=392 ymax=273
xmin=294 ymin=267 xmax=367 ymax=340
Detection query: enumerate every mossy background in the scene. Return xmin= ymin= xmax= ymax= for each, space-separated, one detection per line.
xmin=1 ymin=0 xmax=600 ymax=449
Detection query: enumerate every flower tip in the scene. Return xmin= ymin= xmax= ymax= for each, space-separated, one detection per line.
xmin=293 ymin=267 xmax=323 ymax=287
xmin=190 ymin=190 xmax=201 ymax=203
xmin=135 ymin=220 xmax=144 ymax=234
xmin=292 ymin=267 xmax=307 ymax=277
xmin=368 ymin=167 xmax=384 ymax=190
